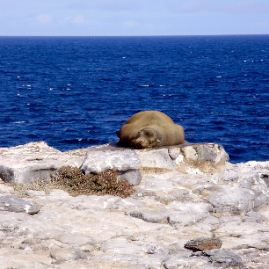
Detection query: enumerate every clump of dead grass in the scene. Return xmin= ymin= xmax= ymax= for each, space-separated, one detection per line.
xmin=12 ymin=166 xmax=135 ymax=198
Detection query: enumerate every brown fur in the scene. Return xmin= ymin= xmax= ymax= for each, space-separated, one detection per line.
xmin=117 ymin=111 xmax=185 ymax=148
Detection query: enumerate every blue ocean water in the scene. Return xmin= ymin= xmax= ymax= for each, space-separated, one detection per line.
xmin=0 ymin=35 xmax=268 ymax=163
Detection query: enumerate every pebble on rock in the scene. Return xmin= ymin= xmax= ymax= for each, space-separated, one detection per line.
xmin=184 ymin=237 xmax=222 ymax=251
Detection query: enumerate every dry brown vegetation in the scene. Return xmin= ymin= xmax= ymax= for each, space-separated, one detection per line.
xmin=12 ymin=166 xmax=136 ymax=198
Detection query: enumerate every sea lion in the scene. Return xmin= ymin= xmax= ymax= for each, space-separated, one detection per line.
xmin=116 ymin=111 xmax=185 ymax=148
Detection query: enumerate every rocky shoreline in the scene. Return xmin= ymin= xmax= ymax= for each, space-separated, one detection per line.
xmin=0 ymin=141 xmax=269 ymax=268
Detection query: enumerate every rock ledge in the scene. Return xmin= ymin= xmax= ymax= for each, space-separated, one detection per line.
xmin=0 ymin=141 xmax=269 ymax=268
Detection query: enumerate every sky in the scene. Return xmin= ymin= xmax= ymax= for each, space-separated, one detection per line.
xmin=1 ymin=0 xmax=269 ymax=36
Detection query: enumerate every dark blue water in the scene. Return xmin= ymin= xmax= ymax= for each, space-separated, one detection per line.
xmin=0 ymin=36 xmax=268 ymax=163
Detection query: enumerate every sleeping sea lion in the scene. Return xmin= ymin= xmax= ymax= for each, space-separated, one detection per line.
xmin=116 ymin=111 xmax=185 ymax=148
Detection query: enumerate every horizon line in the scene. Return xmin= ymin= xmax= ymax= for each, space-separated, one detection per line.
xmin=0 ymin=34 xmax=269 ymax=38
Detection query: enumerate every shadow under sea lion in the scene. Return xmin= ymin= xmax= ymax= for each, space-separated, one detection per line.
xmin=116 ymin=110 xmax=185 ymax=149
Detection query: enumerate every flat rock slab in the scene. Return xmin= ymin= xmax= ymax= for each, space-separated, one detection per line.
xmin=0 ymin=141 xmax=85 ymax=184
xmin=202 ymin=249 xmax=245 ymax=268
xmin=80 ymin=141 xmax=229 ymax=185
xmin=0 ymin=141 xmax=229 ymax=186
xmin=0 ymin=156 xmax=268 ymax=268
xmin=0 ymin=195 xmax=41 ymax=215
xmin=80 ymin=145 xmax=142 ymax=185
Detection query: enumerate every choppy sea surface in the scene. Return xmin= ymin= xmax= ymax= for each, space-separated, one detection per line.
xmin=0 ymin=35 xmax=268 ymax=163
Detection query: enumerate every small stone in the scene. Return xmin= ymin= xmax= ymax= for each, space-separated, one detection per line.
xmin=184 ymin=237 xmax=222 ymax=251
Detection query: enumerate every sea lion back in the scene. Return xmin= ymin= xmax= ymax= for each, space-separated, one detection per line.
xmin=117 ymin=110 xmax=184 ymax=148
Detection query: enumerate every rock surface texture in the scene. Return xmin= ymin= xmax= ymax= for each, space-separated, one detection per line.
xmin=0 ymin=142 xmax=85 ymax=184
xmin=0 ymin=141 xmax=269 ymax=268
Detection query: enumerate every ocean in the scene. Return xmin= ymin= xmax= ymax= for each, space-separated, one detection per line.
xmin=0 ymin=35 xmax=268 ymax=163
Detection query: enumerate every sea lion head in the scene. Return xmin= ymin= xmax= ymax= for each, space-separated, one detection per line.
xmin=131 ymin=127 xmax=161 ymax=149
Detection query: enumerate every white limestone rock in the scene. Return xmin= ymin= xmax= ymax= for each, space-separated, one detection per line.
xmin=127 ymin=209 xmax=169 ymax=223
xmin=70 ymin=195 xmax=122 ymax=211
xmin=166 ymin=202 xmax=213 ymax=227
xmin=0 ymin=180 xmax=14 ymax=194
xmin=0 ymin=141 xmax=85 ymax=184
xmin=180 ymin=143 xmax=229 ymax=164
xmin=80 ymin=143 xmax=141 ymax=173
xmin=80 ymin=143 xmax=142 ymax=185
xmin=0 ymin=195 xmax=41 ymax=215
xmin=163 ymin=252 xmax=209 ymax=269
xmin=50 ymin=247 xmax=87 ymax=264
xmin=135 ymin=147 xmax=176 ymax=170
xmin=199 ymin=249 xmax=245 ymax=268
xmin=0 ymin=141 xmax=230 ymax=186
xmin=206 ymin=186 xmax=256 ymax=215
xmin=0 ymin=141 xmax=268 ymax=268
xmin=80 ymin=141 xmax=229 ymax=185
xmin=242 ymin=211 xmax=267 ymax=224
xmin=215 ymin=221 xmax=269 ymax=250
xmin=207 ymin=171 xmax=269 ymax=215
xmin=100 ymin=237 xmax=148 ymax=255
